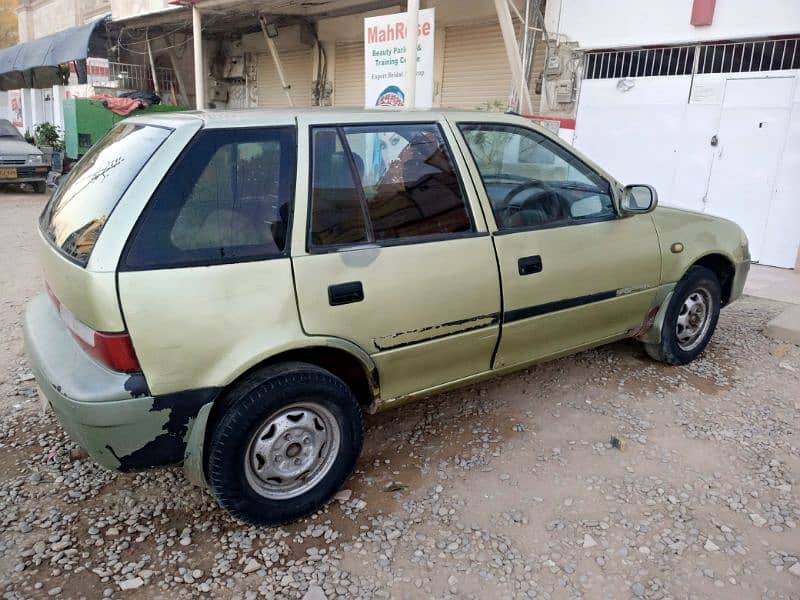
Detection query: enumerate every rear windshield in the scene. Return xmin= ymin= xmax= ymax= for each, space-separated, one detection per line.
xmin=40 ymin=123 xmax=172 ymax=266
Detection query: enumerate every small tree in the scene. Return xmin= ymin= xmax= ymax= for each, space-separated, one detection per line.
xmin=465 ymin=100 xmax=509 ymax=173
xmin=33 ymin=122 xmax=65 ymax=151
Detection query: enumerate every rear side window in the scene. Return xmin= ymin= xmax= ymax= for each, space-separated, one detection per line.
xmin=309 ymin=123 xmax=472 ymax=249
xmin=122 ymin=126 xmax=296 ymax=270
xmin=309 ymin=128 xmax=368 ymax=247
xmin=40 ymin=123 xmax=171 ymax=266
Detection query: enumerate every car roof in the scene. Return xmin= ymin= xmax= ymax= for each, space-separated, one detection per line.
xmin=122 ymin=107 xmax=537 ymax=129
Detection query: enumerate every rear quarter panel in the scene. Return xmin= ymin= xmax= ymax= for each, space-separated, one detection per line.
xmin=118 ymin=260 xmax=305 ymax=396
xmin=36 ymin=116 xmax=204 ymax=334
xmin=36 ymin=232 xmax=125 ymax=332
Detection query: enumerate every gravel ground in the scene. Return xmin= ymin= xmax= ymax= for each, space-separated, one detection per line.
xmin=1 ymin=191 xmax=799 ymax=600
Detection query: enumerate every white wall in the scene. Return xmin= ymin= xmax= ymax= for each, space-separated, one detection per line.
xmin=574 ymin=76 xmax=695 ymax=208
xmin=761 ymin=80 xmax=800 ymax=268
xmin=574 ymin=71 xmax=800 ymax=268
xmin=110 ymin=0 xmax=173 ymax=21
xmin=0 ymin=92 xmax=8 ymax=122
xmin=546 ymin=0 xmax=800 ymax=49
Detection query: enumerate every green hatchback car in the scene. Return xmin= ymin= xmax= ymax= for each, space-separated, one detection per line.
xmin=25 ymin=109 xmax=749 ymax=525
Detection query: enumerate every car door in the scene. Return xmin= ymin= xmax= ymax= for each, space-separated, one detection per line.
xmin=451 ymin=118 xmax=661 ymax=370
xmin=291 ymin=114 xmax=501 ymax=401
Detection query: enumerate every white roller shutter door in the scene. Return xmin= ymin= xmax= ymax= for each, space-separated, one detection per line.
xmin=334 ymin=42 xmax=364 ymax=107
xmin=256 ymin=49 xmax=313 ymax=108
xmin=442 ymin=23 xmax=513 ymax=110
xmin=442 ymin=23 xmax=545 ymax=112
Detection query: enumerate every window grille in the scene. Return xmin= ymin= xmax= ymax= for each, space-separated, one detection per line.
xmin=585 ymin=45 xmax=696 ymax=79
xmin=584 ymin=37 xmax=800 ymax=80
xmin=108 ymin=62 xmax=177 ymax=93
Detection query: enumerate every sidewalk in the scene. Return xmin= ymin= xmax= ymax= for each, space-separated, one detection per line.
xmin=744 ymin=264 xmax=800 ymax=305
xmin=744 ymin=264 xmax=800 ymax=345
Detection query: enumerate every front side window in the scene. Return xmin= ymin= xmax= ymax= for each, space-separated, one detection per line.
xmin=309 ymin=123 xmax=472 ymax=248
xmin=123 ymin=127 xmax=296 ymax=270
xmin=459 ymin=123 xmax=615 ymax=231
xmin=40 ymin=123 xmax=171 ymax=265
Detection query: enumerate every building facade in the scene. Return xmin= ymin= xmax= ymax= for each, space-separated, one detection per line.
xmin=15 ymin=0 xmax=109 ymax=41
xmin=111 ymin=0 xmax=548 ymax=114
xmin=2 ymin=0 xmax=549 ymax=137
xmin=4 ymin=0 xmax=795 ymax=269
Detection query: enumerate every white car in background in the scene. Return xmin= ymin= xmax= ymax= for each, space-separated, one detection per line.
xmin=0 ymin=119 xmax=50 ymax=193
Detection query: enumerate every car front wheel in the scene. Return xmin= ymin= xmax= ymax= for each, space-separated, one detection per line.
xmin=206 ymin=362 xmax=363 ymax=526
xmin=645 ymin=265 xmax=721 ymax=365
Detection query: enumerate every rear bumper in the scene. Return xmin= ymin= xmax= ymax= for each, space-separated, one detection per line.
xmin=23 ymin=294 xmax=216 ymax=471
xmin=0 ymin=176 xmax=47 ymax=183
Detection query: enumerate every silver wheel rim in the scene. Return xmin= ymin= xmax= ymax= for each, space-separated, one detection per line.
xmin=675 ymin=286 xmax=713 ymax=352
xmin=244 ymin=402 xmax=340 ymax=500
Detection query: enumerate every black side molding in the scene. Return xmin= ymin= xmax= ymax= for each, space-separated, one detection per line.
xmin=505 ymin=290 xmax=617 ymax=323
xmin=328 ymin=281 xmax=364 ymax=306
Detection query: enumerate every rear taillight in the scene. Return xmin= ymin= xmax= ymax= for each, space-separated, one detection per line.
xmin=74 ymin=331 xmax=141 ymax=373
xmin=47 ymin=286 xmax=141 ymax=373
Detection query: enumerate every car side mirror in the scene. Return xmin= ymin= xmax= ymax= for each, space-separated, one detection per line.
xmin=621 ymin=184 xmax=658 ymax=214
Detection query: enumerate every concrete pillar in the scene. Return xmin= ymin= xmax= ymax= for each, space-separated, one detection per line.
xmin=15 ymin=4 xmax=34 ymax=43
xmin=21 ymin=89 xmax=33 ymax=135
xmin=320 ymin=41 xmax=335 ymax=106
xmin=52 ymin=86 xmax=65 ymax=131
xmin=193 ymin=6 xmax=206 ymax=110
xmin=30 ymin=89 xmax=48 ymax=127
xmin=403 ymin=0 xmax=419 ymax=110
xmin=494 ymin=0 xmax=533 ymax=113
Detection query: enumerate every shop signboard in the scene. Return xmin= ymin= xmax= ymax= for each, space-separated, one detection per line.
xmin=364 ymin=8 xmax=435 ymax=108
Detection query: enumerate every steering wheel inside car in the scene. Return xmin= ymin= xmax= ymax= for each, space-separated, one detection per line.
xmin=498 ymin=180 xmax=569 ymax=228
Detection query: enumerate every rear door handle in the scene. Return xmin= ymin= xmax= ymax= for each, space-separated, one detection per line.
xmin=518 ymin=255 xmax=543 ymax=276
xmin=328 ymin=281 xmax=364 ymax=306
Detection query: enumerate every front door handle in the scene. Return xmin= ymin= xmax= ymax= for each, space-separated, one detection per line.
xmin=518 ymin=255 xmax=543 ymax=276
xmin=328 ymin=281 xmax=364 ymax=306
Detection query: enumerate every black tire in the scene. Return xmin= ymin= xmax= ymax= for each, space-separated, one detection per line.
xmin=644 ymin=265 xmax=721 ymax=365
xmin=33 ymin=181 xmax=47 ymax=194
xmin=206 ymin=362 xmax=363 ymax=526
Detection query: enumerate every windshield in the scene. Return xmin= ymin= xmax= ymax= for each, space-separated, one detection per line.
xmin=40 ymin=123 xmax=172 ymax=266
xmin=0 ymin=120 xmax=23 ymax=139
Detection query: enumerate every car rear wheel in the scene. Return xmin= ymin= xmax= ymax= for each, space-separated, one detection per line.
xmin=206 ymin=362 xmax=363 ymax=526
xmin=644 ymin=266 xmax=721 ymax=365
